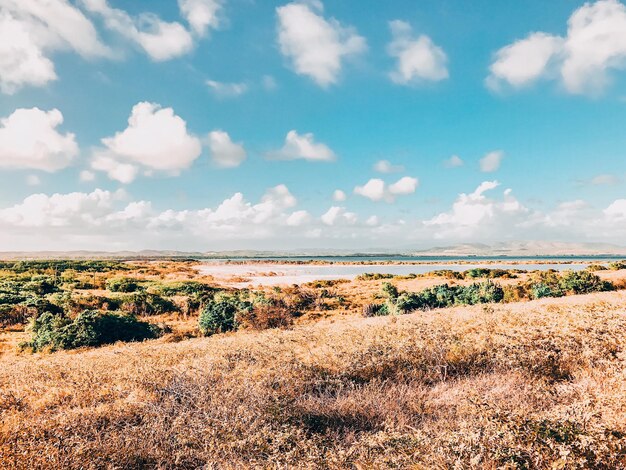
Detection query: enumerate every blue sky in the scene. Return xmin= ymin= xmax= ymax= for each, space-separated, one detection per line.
xmin=1 ymin=0 xmax=626 ymax=250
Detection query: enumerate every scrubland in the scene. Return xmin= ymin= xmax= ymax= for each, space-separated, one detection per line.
xmin=1 ymin=260 xmax=626 ymax=468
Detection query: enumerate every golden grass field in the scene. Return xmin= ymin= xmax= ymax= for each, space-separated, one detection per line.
xmin=2 ymin=270 xmax=626 ymax=468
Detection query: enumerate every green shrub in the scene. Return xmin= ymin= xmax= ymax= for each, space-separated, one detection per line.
xmin=27 ymin=310 xmax=161 ymax=352
xmin=152 ymin=281 xmax=217 ymax=298
xmin=531 ymin=283 xmax=563 ymax=299
xmin=387 ymin=281 xmax=505 ymax=314
xmin=381 ymin=282 xmax=399 ymax=300
xmin=608 ymin=261 xmax=626 ymax=271
xmin=118 ymin=292 xmax=177 ymax=316
xmin=106 ymin=277 xmax=142 ymax=293
xmin=558 ymin=271 xmax=613 ymax=295
xmin=356 ymin=273 xmax=394 ymax=281
xmin=586 ymin=264 xmax=607 ymax=272
xmin=362 ymin=303 xmax=389 ymax=317
xmin=198 ymin=295 xmax=249 ymax=335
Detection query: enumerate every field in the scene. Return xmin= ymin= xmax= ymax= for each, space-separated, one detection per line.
xmin=1 ymin=260 xmax=626 ymax=468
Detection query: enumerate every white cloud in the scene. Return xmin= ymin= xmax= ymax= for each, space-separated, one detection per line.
xmin=262 ymin=75 xmax=278 ymax=91
xmin=424 ymin=181 xmax=529 ymax=239
xmin=604 ymin=199 xmax=626 ymax=219
xmin=79 ymin=170 xmax=96 ymax=182
xmin=388 ymin=176 xmax=419 ymax=195
xmin=4 ymin=182 xmax=626 ymax=250
xmin=487 ymin=0 xmax=626 ymax=94
xmin=178 ymin=0 xmax=222 ymax=37
xmin=487 ymin=33 xmax=563 ymax=90
xmin=479 ymin=150 xmax=504 ymax=173
xmin=276 ymin=1 xmax=366 ymax=87
xmin=365 ymin=215 xmax=379 ymax=226
xmin=354 ymin=176 xmax=418 ymax=202
xmin=387 ymin=20 xmax=448 ymax=84
xmin=321 ymin=206 xmax=357 ymax=226
xmin=286 ymin=210 xmax=311 ymax=226
xmin=444 ymin=155 xmax=464 ymax=168
xmin=332 ymin=189 xmax=346 ymax=201
xmin=354 ymin=178 xmax=386 ymax=201
xmin=268 ymin=130 xmax=336 ymax=161
xmin=206 ymin=79 xmax=248 ymax=98
xmin=373 ymin=159 xmax=404 ymax=173
xmin=0 ymin=1 xmax=110 ymax=93
xmin=81 ymin=0 xmax=194 ymax=61
xmin=208 ymin=130 xmax=246 ymax=168
xmin=91 ymin=154 xmax=139 ymax=184
xmin=92 ymin=102 xmax=202 ymax=182
xmin=0 ymin=188 xmax=121 ymax=228
xmin=26 ymin=175 xmax=41 ymax=186
xmin=590 ymin=174 xmax=621 ymax=185
xmin=0 ymin=107 xmax=78 ymax=171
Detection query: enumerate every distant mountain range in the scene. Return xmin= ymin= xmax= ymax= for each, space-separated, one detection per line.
xmin=0 ymin=242 xmax=625 ymax=260
xmin=409 ymin=241 xmax=626 ymax=257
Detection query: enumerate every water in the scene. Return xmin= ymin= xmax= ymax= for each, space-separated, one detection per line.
xmin=198 ymin=259 xmax=598 ymax=286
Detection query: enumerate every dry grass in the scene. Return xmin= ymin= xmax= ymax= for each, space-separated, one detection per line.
xmin=2 ymin=291 xmax=626 ymax=468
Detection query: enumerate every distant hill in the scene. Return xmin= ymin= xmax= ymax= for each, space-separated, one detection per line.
xmin=410 ymin=241 xmax=626 ymax=257
xmin=0 ymin=241 xmax=624 ymax=260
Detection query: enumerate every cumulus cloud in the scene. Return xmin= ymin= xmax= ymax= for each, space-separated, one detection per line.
xmin=206 ymin=79 xmax=248 ymax=98
xmin=604 ymin=199 xmax=626 ymax=220
xmin=208 ymin=130 xmax=246 ymax=168
xmin=424 ymin=181 xmax=529 ymax=239
xmin=354 ymin=176 xmax=418 ymax=202
xmin=26 ymin=175 xmax=41 ymax=186
xmin=268 ymin=130 xmax=336 ymax=161
xmin=444 ymin=155 xmax=464 ymax=168
xmin=332 ymin=189 xmax=346 ymax=201
xmin=487 ymin=0 xmax=626 ymax=94
xmin=590 ymin=174 xmax=621 ymax=186
xmin=354 ymin=178 xmax=386 ymax=201
xmin=178 ymin=0 xmax=222 ymax=37
xmin=286 ymin=210 xmax=311 ymax=226
xmin=0 ymin=0 xmax=110 ymax=93
xmin=0 ymin=185 xmax=306 ymax=249
xmin=373 ymin=159 xmax=404 ymax=173
xmin=321 ymin=206 xmax=357 ymax=226
xmin=0 ymin=107 xmax=78 ymax=171
xmin=79 ymin=170 xmax=96 ymax=182
xmin=81 ymin=0 xmax=194 ymax=61
xmin=91 ymin=102 xmax=202 ymax=182
xmin=276 ymin=1 xmax=366 ymax=87
xmin=4 ymin=181 xmax=626 ymax=250
xmin=479 ymin=150 xmax=504 ymax=173
xmin=387 ymin=20 xmax=448 ymax=85
xmin=388 ymin=176 xmax=419 ymax=195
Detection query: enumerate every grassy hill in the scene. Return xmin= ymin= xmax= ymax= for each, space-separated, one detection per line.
xmin=2 ymin=291 xmax=626 ymax=468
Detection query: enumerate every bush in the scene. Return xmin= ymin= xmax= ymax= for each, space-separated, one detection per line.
xmin=386 ymin=281 xmax=505 ymax=314
xmin=464 ymin=268 xmax=517 ymax=279
xmin=198 ymin=295 xmax=248 ymax=335
xmin=586 ymin=264 xmax=607 ymax=272
xmin=608 ymin=261 xmax=626 ymax=271
xmin=27 ymin=310 xmax=161 ymax=352
xmin=558 ymin=271 xmax=613 ymax=295
xmin=119 ymin=292 xmax=177 ymax=316
xmin=381 ymin=282 xmax=399 ymax=300
xmin=106 ymin=277 xmax=142 ymax=293
xmin=237 ymin=303 xmax=294 ymax=330
xmin=531 ymin=283 xmax=563 ymax=299
xmin=362 ymin=303 xmax=389 ymax=317
xmin=356 ymin=273 xmax=394 ymax=281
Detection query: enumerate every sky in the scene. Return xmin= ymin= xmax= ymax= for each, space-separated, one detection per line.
xmin=1 ymin=0 xmax=626 ymax=251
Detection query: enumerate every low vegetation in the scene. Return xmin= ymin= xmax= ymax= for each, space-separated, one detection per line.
xmin=25 ymin=310 xmax=162 ymax=352
xmin=2 ymin=293 xmax=626 ymax=467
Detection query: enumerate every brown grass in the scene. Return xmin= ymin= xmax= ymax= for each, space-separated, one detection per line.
xmin=2 ymin=291 xmax=626 ymax=468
